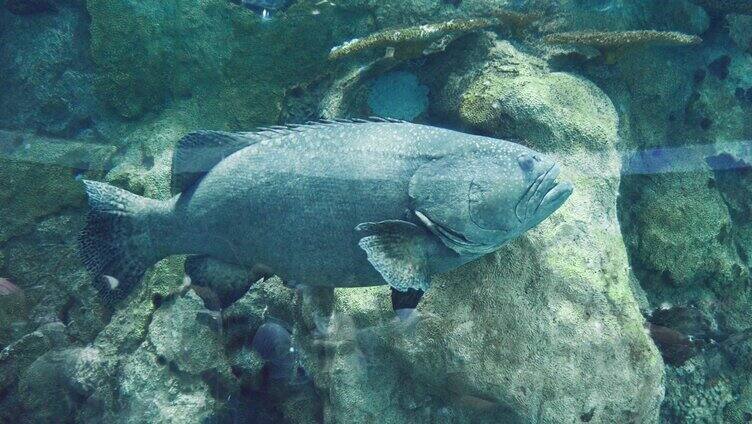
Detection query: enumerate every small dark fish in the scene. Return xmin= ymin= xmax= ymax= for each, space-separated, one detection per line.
xmin=648 ymin=304 xmax=717 ymax=340
xmin=646 ymin=322 xmax=704 ymax=366
xmin=252 ymin=321 xmax=292 ymax=362
xmin=391 ymin=287 xmax=423 ymax=320
xmin=251 ymin=320 xmax=306 ymax=383
xmin=445 ymin=371 xmax=500 ymax=412
xmin=644 ymin=304 xmax=720 ymax=366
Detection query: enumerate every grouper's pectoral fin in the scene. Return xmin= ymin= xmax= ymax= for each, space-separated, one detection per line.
xmin=355 ymin=220 xmax=431 ymax=292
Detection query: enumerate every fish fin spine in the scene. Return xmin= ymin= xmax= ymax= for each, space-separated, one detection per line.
xmin=253 ymin=116 xmax=406 ymax=139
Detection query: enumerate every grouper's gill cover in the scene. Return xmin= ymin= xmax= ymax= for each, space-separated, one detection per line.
xmin=77 ymin=119 xmax=573 ymax=305
xmin=409 ymin=146 xmax=573 ymax=255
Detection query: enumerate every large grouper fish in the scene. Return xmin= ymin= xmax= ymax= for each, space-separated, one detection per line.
xmin=79 ymin=118 xmax=573 ymax=309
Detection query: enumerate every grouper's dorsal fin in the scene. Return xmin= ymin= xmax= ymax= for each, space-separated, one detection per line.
xmin=172 ymin=118 xmax=406 ymax=193
xmin=251 ymin=117 xmax=406 ymax=139
xmin=171 ymin=130 xmax=257 ymax=194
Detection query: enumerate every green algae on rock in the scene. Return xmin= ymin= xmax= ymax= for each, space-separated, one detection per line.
xmin=0 ymin=130 xmax=114 ymax=243
xmin=429 ymin=35 xmax=618 ymax=152
xmin=728 ymin=13 xmax=752 ymax=51
xmin=4 ymin=0 xmax=752 ymax=421
xmin=1 ymin=324 xmax=75 ymax=423
xmin=148 ymin=291 xmax=230 ymax=376
xmin=0 ymin=131 xmax=114 ymax=350
xmin=661 ymin=355 xmax=735 ymax=423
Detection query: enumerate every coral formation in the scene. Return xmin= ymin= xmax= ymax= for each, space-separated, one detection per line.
xmin=329 ymin=18 xmax=494 ymax=60
xmin=543 ymin=30 xmax=702 ymax=48
xmin=661 ymin=356 xmax=735 ymax=423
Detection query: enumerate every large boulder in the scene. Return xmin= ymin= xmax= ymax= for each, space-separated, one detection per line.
xmin=18 ymin=346 xmax=115 ymax=423
xmin=118 ymin=343 xmax=218 ymax=424
xmin=292 ymin=34 xmax=664 ymax=424
xmin=0 ymin=131 xmax=114 ymax=348
xmin=148 ymin=291 xmax=231 ymax=377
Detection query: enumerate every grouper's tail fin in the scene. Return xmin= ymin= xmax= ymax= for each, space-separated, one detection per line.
xmin=78 ymin=180 xmax=165 ymax=305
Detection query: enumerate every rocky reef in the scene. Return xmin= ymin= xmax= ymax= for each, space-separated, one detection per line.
xmin=1 ymin=0 xmax=751 ymax=422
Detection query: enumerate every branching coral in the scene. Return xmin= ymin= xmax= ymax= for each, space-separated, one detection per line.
xmin=328 ymin=9 xmax=543 ymax=61
xmin=543 ymin=30 xmax=702 ymax=48
xmin=329 ymin=18 xmax=494 ymax=60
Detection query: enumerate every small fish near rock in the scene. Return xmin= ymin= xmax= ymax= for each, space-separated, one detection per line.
xmin=251 ymin=320 xmax=305 ymax=384
xmin=78 ymin=119 xmax=573 ymax=312
xmin=645 ymin=304 xmax=717 ymax=366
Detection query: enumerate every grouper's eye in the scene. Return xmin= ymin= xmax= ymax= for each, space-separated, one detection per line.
xmin=518 ymin=154 xmax=540 ymax=172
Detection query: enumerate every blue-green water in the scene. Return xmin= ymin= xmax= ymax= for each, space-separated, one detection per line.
xmin=1 ymin=1 xmax=751 ymax=423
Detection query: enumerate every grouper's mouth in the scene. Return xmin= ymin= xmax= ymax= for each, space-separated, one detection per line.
xmin=516 ymin=163 xmax=572 ymax=223
xmin=414 ymin=210 xmax=496 ymax=255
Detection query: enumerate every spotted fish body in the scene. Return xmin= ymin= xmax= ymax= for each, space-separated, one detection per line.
xmin=79 ymin=120 xmax=572 ymax=305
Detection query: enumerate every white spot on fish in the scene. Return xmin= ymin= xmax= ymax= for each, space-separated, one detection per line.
xmin=103 ymin=275 xmax=119 ymax=290
xmin=261 ymin=8 xmax=271 ymax=21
